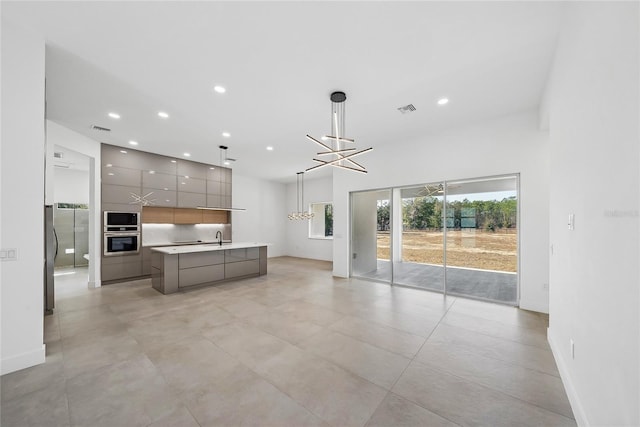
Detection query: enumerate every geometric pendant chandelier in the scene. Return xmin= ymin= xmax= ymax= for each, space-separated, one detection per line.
xmin=305 ymin=91 xmax=372 ymax=174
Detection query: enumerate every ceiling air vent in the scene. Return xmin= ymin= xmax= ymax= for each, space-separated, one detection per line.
xmin=397 ymin=104 xmax=416 ymax=114
xmin=54 ymin=152 xmax=64 ymax=159
xmin=91 ymin=125 xmax=111 ymax=132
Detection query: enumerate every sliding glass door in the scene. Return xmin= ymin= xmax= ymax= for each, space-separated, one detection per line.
xmin=350 ymin=174 xmax=519 ymax=305
xmin=351 ymin=189 xmax=392 ymax=283
xmin=393 ymin=184 xmax=445 ymax=292
xmin=445 ymin=176 xmax=518 ymax=303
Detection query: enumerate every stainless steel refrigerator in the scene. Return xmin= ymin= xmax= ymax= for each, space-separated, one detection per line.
xmin=44 ymin=205 xmax=56 ymax=315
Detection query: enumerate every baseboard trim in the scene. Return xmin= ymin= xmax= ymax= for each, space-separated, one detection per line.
xmin=1 ymin=344 xmax=46 ymax=375
xmin=547 ymin=328 xmax=588 ymax=426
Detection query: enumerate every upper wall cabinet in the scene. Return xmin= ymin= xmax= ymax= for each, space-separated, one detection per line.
xmin=101 ymin=144 xmax=233 ymax=209
xmin=102 ymin=145 xmax=148 ymax=170
xmin=141 ymin=153 xmax=178 ymax=175
xmin=177 ymin=160 xmax=208 ymax=180
xmin=102 ymin=166 xmax=141 ymax=187
xmin=143 ymin=170 xmax=177 ymax=191
xmin=178 ymin=177 xmax=206 ymax=194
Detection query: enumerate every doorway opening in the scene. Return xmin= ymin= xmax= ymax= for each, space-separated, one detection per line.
xmin=51 ymin=146 xmax=92 ymax=298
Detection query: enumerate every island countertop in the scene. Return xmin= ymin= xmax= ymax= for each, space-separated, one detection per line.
xmin=150 ymin=242 xmax=269 ymax=255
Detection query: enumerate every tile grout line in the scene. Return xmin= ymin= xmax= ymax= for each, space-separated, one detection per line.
xmin=362 ymin=295 xmax=462 ymax=427
xmin=405 ymin=298 xmax=574 ymax=421
xmin=198 ymin=331 xmax=329 ymax=427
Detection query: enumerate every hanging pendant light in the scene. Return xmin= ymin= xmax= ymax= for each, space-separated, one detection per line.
xmin=305 ymin=91 xmax=372 ymax=174
xmin=288 ymin=172 xmax=315 ymax=220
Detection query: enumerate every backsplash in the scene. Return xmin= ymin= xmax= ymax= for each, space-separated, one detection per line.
xmin=142 ymin=223 xmax=231 ymax=246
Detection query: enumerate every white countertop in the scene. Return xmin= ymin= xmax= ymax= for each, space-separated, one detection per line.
xmin=151 ymin=242 xmax=268 ymax=254
xmin=142 ymin=240 xmax=218 ymax=247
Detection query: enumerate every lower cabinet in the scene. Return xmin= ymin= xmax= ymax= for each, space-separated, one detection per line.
xmin=151 ymin=246 xmax=267 ymax=294
xmin=180 ymin=264 xmax=225 ymax=288
xmin=225 ymin=259 xmax=260 ymax=279
xmin=102 ymin=253 xmax=143 ymax=283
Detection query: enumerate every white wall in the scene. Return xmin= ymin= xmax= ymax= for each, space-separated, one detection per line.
xmin=232 ymin=174 xmax=287 ymax=257
xmin=0 ymin=19 xmax=46 ymax=374
xmin=285 ymin=175 xmax=333 ymax=261
xmin=546 ymin=3 xmax=639 ymax=425
xmin=333 ymin=110 xmax=551 ymax=313
xmin=46 ymin=121 xmax=101 ymax=288
xmin=54 ymin=168 xmax=89 ymax=204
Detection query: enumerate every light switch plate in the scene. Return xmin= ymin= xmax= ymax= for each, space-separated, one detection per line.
xmin=568 ymin=213 xmax=575 ymax=230
xmin=1 ymin=248 xmax=17 ymax=261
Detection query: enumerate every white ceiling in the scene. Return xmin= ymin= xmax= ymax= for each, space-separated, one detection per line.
xmin=3 ymin=1 xmax=564 ymax=183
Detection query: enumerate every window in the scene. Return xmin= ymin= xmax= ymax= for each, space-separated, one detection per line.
xmin=309 ymin=202 xmax=333 ymax=239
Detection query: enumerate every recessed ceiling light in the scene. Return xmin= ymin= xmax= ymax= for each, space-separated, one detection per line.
xmin=222 ymin=132 xmax=231 ymax=138
xmin=437 ymin=98 xmax=449 ymax=105
xmin=108 ymin=112 xmax=120 ymax=119
xmin=321 ymin=136 xmax=328 ymax=141
xmin=158 ymin=111 xmax=169 ymax=118
xmin=183 ymin=153 xmax=191 ymax=157
xmin=129 ymin=140 xmax=138 ymax=146
xmin=266 ymin=146 xmax=274 ymax=151
xmin=214 ymin=85 xmax=226 ymax=94
xmin=224 ymin=161 xmax=230 ymax=166
xmin=120 ymin=150 xmax=127 ymax=154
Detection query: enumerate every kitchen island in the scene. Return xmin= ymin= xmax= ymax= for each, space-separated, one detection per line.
xmin=150 ymin=242 xmax=268 ymax=294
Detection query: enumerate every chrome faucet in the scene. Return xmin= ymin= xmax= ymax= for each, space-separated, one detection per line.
xmin=216 ymin=230 xmax=223 ymax=246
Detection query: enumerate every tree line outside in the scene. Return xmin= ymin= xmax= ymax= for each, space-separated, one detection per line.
xmin=377 ymin=196 xmax=517 ymax=232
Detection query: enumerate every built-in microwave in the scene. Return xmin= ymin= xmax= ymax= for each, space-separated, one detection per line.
xmin=104 ymin=211 xmax=140 ymax=232
xmin=104 ymin=232 xmax=140 ymax=256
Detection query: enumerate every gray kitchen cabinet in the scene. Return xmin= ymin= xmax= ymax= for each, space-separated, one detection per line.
xmin=179 ymin=251 xmax=224 ymax=269
xmin=143 ymin=188 xmax=176 ymax=207
xmin=221 ymin=168 xmax=232 ymax=184
xmin=143 ymin=171 xmax=176 ymax=190
xmin=178 ymin=177 xmax=206 ymax=194
xmin=102 ymin=202 xmax=141 ymax=213
xmin=206 ymin=195 xmax=221 ymax=208
xmin=179 ymin=264 xmax=225 ymax=288
xmin=225 ymin=260 xmax=260 ymax=279
xmin=142 ymin=247 xmax=152 ymax=275
xmin=206 ymin=167 xmax=222 ymax=182
xmin=102 ymin=145 xmax=148 ymax=170
xmin=177 ymin=160 xmax=208 ymax=180
xmin=206 ymin=180 xmax=222 ymax=196
xmin=102 ymin=254 xmax=143 ymax=282
xmin=102 ymin=166 xmax=141 ymax=187
xmin=225 ymin=247 xmax=260 ymax=263
xmin=139 ymin=152 xmax=178 ymax=175
xmin=177 ymin=192 xmax=206 ymax=208
xmin=102 ymin=184 xmax=143 ymax=205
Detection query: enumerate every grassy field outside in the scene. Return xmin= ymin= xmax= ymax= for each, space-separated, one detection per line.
xmin=377 ymin=229 xmax=517 ymax=272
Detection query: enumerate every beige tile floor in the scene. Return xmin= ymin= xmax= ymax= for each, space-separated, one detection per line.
xmin=1 ymin=257 xmax=575 ymax=427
